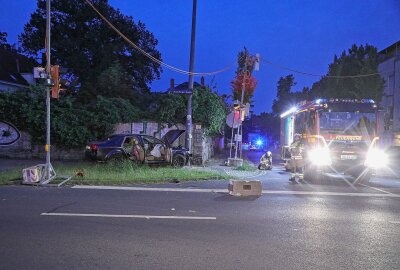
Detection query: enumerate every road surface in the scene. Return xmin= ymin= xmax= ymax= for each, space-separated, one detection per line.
xmin=1 ymin=159 xmax=400 ymax=270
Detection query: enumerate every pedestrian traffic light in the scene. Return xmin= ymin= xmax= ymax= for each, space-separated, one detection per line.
xmin=51 ymin=65 xmax=60 ymax=99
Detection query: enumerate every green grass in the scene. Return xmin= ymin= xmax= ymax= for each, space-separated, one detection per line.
xmin=0 ymin=161 xmax=229 ymax=185
xmin=234 ymin=160 xmax=257 ymax=172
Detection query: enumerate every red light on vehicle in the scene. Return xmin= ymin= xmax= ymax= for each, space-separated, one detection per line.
xmin=90 ymin=144 xmax=98 ymax=152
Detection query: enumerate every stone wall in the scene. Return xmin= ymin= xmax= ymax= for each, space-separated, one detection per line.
xmin=0 ymin=131 xmax=83 ymax=160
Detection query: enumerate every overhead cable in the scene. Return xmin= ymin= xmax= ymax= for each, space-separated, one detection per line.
xmin=84 ymin=0 xmax=234 ymax=76
xmin=261 ymin=58 xmax=380 ymax=78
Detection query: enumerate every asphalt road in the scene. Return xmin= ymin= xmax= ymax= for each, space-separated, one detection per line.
xmin=1 ymin=161 xmax=400 ymax=270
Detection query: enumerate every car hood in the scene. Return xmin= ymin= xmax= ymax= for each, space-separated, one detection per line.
xmin=162 ymin=130 xmax=185 ymax=146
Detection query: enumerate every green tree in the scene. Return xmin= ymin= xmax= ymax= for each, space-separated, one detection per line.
xmin=19 ymin=0 xmax=162 ymax=100
xmin=309 ymin=44 xmax=384 ymax=102
xmin=272 ymin=75 xmax=296 ymax=116
xmin=0 ymin=86 xmax=139 ymax=147
xmin=0 ymin=31 xmax=14 ymax=51
xmin=150 ymin=94 xmax=186 ymax=124
xmin=193 ymin=86 xmax=227 ymax=136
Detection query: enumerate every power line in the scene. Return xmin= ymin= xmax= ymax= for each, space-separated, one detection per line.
xmin=85 ymin=0 xmax=380 ymax=80
xmin=84 ymin=0 xmax=234 ymax=76
xmin=261 ymin=58 xmax=381 ymax=79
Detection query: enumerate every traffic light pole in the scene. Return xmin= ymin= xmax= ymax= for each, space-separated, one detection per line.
xmin=42 ymin=0 xmax=54 ymax=184
xmin=186 ymin=0 xmax=197 ymax=163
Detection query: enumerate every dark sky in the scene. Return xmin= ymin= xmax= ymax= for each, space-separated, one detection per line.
xmin=1 ymin=0 xmax=399 ymax=114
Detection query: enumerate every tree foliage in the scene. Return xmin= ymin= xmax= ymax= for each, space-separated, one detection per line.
xmin=149 ymin=94 xmax=186 ymax=124
xmin=193 ymin=86 xmax=227 ymax=136
xmin=272 ymin=75 xmax=303 ymax=116
xmin=309 ymin=44 xmax=384 ymax=102
xmin=0 ymin=31 xmax=15 ymax=51
xmin=0 ymin=86 xmax=139 ymax=147
xmin=231 ymin=47 xmax=258 ymax=104
xmin=19 ymin=0 xmax=162 ymax=100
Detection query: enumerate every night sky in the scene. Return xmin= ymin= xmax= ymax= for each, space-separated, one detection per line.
xmin=1 ymin=0 xmax=399 ymax=114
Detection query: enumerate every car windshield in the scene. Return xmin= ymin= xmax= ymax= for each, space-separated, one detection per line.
xmin=319 ymin=111 xmax=376 ymax=137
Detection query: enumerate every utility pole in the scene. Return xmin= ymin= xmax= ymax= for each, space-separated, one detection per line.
xmin=186 ymin=0 xmax=197 ymax=162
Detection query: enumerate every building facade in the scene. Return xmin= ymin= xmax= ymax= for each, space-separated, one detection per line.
xmin=378 ymin=41 xmax=400 ymax=147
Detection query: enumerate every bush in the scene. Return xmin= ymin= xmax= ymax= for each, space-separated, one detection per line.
xmin=0 ymin=85 xmax=139 ymax=148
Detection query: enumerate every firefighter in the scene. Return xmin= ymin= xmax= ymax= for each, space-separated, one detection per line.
xmin=289 ymin=134 xmax=305 ymax=182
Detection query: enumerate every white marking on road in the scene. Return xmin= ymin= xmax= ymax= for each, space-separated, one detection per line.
xmin=389 ymin=220 xmax=400 ymax=224
xmin=41 ymin=212 xmax=216 ymax=220
xmin=261 ymin=190 xmax=400 ymax=197
xmin=358 ymin=183 xmax=394 ymax=195
xmin=73 ymin=185 xmax=227 ymax=193
xmin=72 ymin=185 xmax=400 ymax=197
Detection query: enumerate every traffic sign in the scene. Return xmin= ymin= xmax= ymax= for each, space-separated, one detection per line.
xmin=170 ymin=89 xmax=192 ymax=94
xmin=226 ymin=111 xmax=241 ymax=128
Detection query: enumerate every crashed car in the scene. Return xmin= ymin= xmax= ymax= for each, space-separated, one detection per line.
xmin=85 ymin=130 xmax=190 ymax=167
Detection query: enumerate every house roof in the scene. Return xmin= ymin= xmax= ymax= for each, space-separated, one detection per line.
xmin=379 ymin=40 xmax=400 ymax=55
xmin=0 ymin=48 xmax=35 ymax=86
xmin=166 ymin=81 xmax=203 ymax=93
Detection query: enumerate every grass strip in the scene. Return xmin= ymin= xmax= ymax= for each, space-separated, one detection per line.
xmin=0 ymin=161 xmax=229 ymax=185
xmin=234 ymin=160 xmax=257 ymax=172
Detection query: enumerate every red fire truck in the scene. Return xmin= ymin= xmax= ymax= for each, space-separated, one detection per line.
xmin=280 ymin=98 xmax=388 ymax=184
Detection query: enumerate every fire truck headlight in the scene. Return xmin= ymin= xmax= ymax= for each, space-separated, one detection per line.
xmin=309 ymin=147 xmax=332 ymax=166
xmin=365 ymin=149 xmax=388 ymax=168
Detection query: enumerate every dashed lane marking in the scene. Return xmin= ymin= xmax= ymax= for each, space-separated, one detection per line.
xmin=41 ymin=212 xmax=217 ymax=220
xmin=72 ymin=185 xmax=400 ymax=197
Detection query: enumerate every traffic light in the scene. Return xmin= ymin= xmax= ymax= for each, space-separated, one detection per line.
xmin=51 ymin=65 xmax=59 ymax=99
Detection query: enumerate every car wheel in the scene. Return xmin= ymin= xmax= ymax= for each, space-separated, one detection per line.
xmin=107 ymin=154 xmax=124 ymax=163
xmin=172 ymin=155 xmax=185 ymax=168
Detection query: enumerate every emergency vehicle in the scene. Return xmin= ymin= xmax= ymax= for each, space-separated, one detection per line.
xmin=280 ymin=98 xmax=388 ymax=184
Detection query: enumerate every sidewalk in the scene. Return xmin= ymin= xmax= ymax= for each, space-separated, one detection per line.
xmin=190 ymin=155 xmax=266 ymax=179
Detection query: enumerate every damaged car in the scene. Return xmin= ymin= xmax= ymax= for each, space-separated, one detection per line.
xmin=85 ymin=130 xmax=190 ymax=167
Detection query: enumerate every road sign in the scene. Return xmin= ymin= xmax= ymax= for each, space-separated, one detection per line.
xmin=226 ymin=111 xmax=241 ymax=128
xmin=234 ymin=134 xmax=242 ymax=142
xmin=170 ymin=89 xmax=192 ymax=94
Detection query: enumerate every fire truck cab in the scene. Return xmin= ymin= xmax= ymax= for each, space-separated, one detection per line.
xmin=280 ymin=98 xmax=388 ymax=184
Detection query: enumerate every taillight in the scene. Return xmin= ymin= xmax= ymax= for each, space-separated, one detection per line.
xmin=90 ymin=144 xmax=98 ymax=152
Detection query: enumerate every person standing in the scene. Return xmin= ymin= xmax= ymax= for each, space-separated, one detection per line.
xmin=289 ymin=134 xmax=305 ymax=182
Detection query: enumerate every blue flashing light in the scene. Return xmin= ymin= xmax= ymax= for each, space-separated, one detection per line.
xmin=256 ymin=139 xmax=263 ymax=146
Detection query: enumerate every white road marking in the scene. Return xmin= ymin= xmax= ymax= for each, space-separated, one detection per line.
xmin=73 ymin=185 xmax=227 ymax=193
xmin=261 ymin=190 xmax=399 ymax=197
xmin=41 ymin=212 xmax=216 ymax=220
xmin=358 ymin=183 xmax=394 ymax=195
xmin=389 ymin=220 xmax=400 ymax=224
xmin=72 ymin=185 xmax=400 ymax=197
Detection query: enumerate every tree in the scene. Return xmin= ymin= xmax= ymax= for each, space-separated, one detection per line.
xmin=231 ymin=47 xmax=258 ymax=104
xmin=19 ymin=0 xmax=162 ymax=100
xmin=193 ymin=86 xmax=227 ymax=136
xmin=150 ymin=94 xmax=186 ymax=125
xmin=309 ymin=44 xmax=384 ymax=102
xmin=0 ymin=31 xmax=13 ymax=51
xmin=0 ymin=85 xmax=139 ymax=147
xmin=272 ymin=75 xmax=296 ymax=116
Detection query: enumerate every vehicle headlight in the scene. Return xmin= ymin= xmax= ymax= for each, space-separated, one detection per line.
xmin=365 ymin=149 xmax=388 ymax=168
xmin=309 ymin=147 xmax=331 ymax=166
